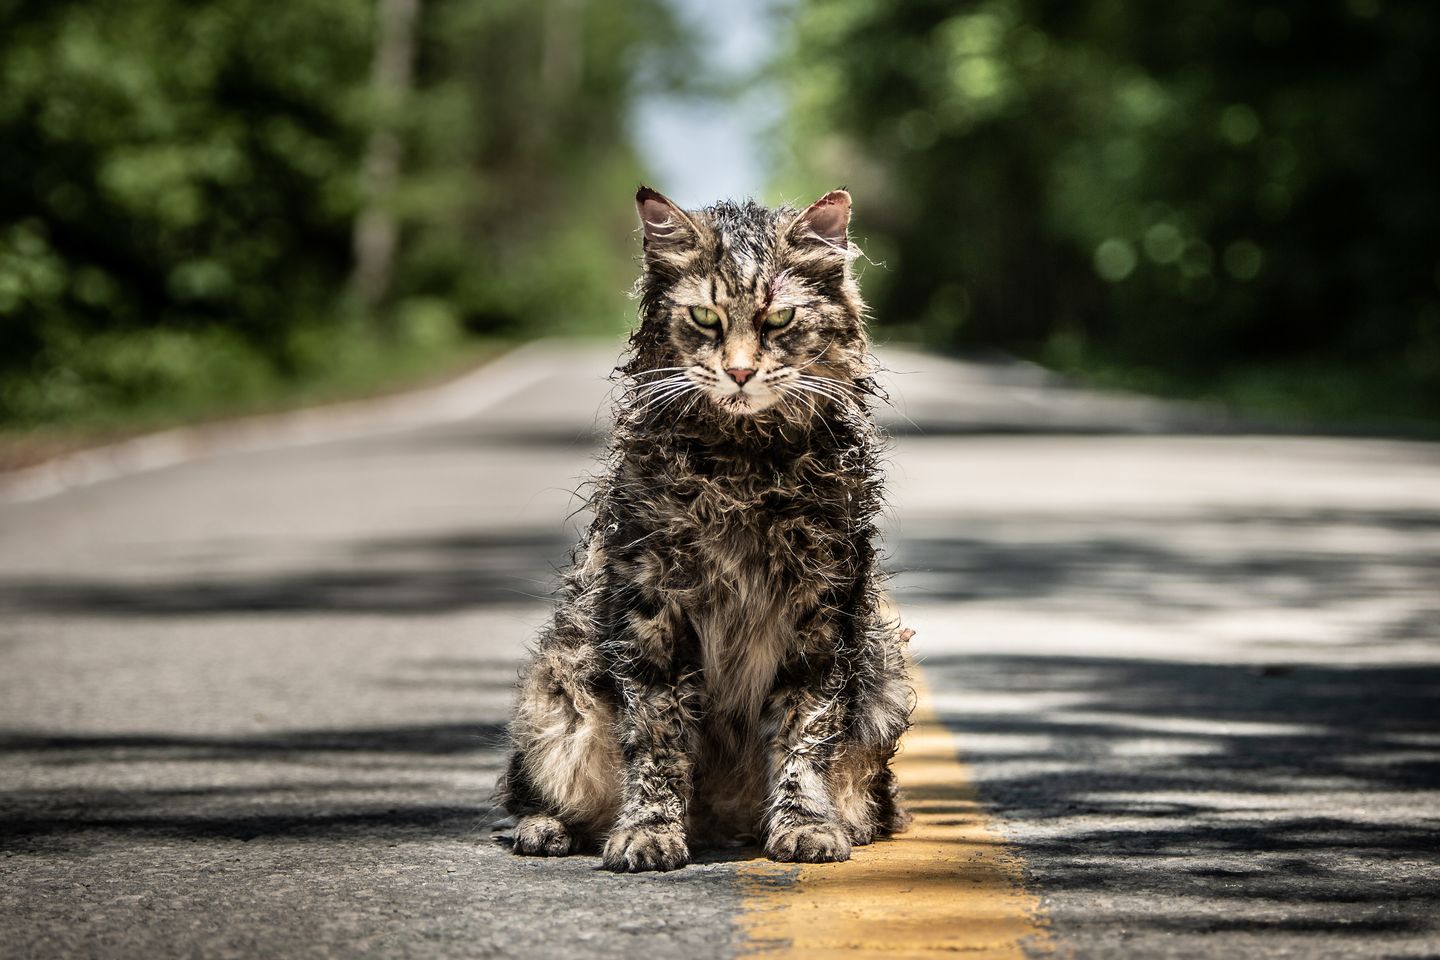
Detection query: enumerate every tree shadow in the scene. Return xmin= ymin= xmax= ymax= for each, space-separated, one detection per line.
xmin=0 ymin=529 xmax=577 ymax=616
xmin=890 ymin=506 xmax=1440 ymax=629
xmin=3 ymin=493 xmax=1437 ymax=940
xmin=0 ymin=721 xmax=511 ymax=847
xmin=918 ymin=652 xmax=1440 ymax=932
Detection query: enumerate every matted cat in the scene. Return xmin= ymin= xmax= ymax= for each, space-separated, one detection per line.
xmin=496 ymin=187 xmax=913 ymax=872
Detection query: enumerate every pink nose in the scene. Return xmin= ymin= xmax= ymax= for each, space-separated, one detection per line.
xmin=727 ymin=368 xmax=756 ymax=386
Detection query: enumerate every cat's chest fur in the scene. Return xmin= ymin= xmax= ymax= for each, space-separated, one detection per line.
xmin=688 ymin=513 xmax=794 ymax=721
xmin=657 ymin=452 xmax=851 ymax=721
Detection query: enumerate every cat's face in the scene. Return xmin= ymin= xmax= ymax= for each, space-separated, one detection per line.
xmin=631 ymin=188 xmax=867 ymax=420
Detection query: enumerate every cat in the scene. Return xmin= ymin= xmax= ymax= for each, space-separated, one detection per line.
xmin=496 ymin=186 xmax=913 ymax=872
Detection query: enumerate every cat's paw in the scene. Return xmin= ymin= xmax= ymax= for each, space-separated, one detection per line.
xmin=512 ymin=814 xmax=574 ymax=857
xmin=767 ymin=821 xmax=852 ymax=863
xmin=847 ymin=821 xmax=877 ymax=846
xmin=602 ymin=823 xmax=690 ymax=872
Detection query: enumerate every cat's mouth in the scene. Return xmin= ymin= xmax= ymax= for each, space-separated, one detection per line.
xmin=674 ymin=365 xmax=784 ymax=416
xmin=715 ymin=389 xmax=780 ymax=416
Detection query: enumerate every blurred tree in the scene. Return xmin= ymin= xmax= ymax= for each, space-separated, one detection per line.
xmin=351 ymin=0 xmax=423 ymax=316
xmin=776 ymin=0 xmax=1440 ymax=424
xmin=0 ymin=0 xmax=373 ymax=421
xmin=0 ymin=0 xmax=685 ymax=426
xmin=392 ymin=0 xmax=689 ymax=337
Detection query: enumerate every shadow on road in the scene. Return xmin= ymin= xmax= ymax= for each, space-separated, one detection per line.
xmin=3 ymin=506 xmax=1437 ymax=625
xmin=0 ymin=530 xmax=576 ymax=616
xmin=0 ymin=720 xmax=511 ymax=847
xmin=3 ymin=489 xmax=1437 ymax=947
xmin=922 ymin=652 xmax=1440 ymax=935
xmin=893 ymin=507 xmax=1440 ymax=608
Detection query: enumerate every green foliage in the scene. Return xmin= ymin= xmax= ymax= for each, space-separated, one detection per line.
xmin=777 ymin=0 xmax=1440 ymax=424
xmin=393 ymin=0 xmax=686 ymax=335
xmin=0 ymin=0 xmax=680 ymax=427
xmin=0 ymin=0 xmax=371 ymax=424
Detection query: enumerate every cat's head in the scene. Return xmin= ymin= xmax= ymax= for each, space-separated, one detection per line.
xmin=626 ymin=187 xmax=871 ymax=422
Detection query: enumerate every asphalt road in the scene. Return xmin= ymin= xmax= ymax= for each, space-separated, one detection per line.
xmin=2 ymin=340 xmax=1437 ymax=958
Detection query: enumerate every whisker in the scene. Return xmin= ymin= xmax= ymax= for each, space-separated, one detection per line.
xmin=650 ymin=384 xmax=700 ymax=418
xmin=632 ymin=376 xmax=691 ymax=399
xmin=805 ymin=383 xmax=862 ymax=407
xmin=636 ymin=383 xmax=693 ymax=409
xmin=639 ymin=380 xmax=704 ymax=418
xmin=635 ymin=373 xmax=691 ymax=389
xmin=631 ymin=384 xmax=694 ymax=416
xmin=797 ymin=373 xmax=862 ymax=392
xmin=787 ymin=385 xmax=841 ymax=446
xmin=787 ymin=381 xmax=856 ymax=408
xmin=630 ymin=366 xmax=692 ymax=378
xmin=679 ymin=390 xmax=705 ymax=420
xmin=794 ymin=339 xmax=840 ymax=371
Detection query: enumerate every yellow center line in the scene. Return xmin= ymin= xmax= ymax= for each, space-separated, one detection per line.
xmin=737 ymin=667 xmax=1054 ymax=958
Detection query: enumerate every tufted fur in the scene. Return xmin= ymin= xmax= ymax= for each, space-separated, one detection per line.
xmin=496 ymin=187 xmax=913 ymax=872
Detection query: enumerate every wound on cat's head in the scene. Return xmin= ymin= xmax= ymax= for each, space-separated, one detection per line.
xmin=628 ymin=186 xmax=871 ymax=423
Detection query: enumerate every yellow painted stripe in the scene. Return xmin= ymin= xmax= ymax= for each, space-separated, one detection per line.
xmin=737 ymin=668 xmax=1053 ymax=958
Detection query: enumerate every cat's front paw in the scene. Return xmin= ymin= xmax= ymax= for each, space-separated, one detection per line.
xmin=602 ymin=822 xmax=689 ymax=872
xmin=512 ymin=814 xmax=574 ymax=857
xmin=767 ymin=821 xmax=852 ymax=863
xmin=847 ymin=821 xmax=876 ymax=846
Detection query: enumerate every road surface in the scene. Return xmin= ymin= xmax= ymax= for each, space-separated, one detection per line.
xmin=2 ymin=340 xmax=1437 ymax=958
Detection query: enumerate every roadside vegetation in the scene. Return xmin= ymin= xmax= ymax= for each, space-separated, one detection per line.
xmin=0 ymin=0 xmax=683 ymax=438
xmin=774 ymin=0 xmax=1440 ymax=430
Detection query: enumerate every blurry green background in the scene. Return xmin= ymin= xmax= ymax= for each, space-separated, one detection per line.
xmin=1 ymin=0 xmax=1437 ymax=443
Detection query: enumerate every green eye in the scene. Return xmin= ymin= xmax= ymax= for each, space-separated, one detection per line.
xmin=764 ymin=307 xmax=796 ymax=329
xmin=689 ymin=306 xmax=722 ymax=329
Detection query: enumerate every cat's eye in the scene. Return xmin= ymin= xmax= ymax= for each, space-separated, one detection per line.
xmin=764 ymin=307 xmax=796 ymax=329
xmin=689 ymin=306 xmax=722 ymax=329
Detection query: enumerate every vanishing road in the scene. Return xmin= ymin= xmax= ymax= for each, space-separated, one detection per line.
xmin=2 ymin=339 xmax=1438 ymax=958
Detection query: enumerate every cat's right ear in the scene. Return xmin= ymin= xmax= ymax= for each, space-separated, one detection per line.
xmin=636 ymin=186 xmax=697 ymax=254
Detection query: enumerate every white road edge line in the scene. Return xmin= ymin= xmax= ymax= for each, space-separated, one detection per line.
xmin=0 ymin=338 xmax=564 ymax=505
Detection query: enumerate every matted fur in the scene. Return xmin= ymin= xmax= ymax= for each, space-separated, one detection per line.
xmin=496 ymin=187 xmax=913 ymax=872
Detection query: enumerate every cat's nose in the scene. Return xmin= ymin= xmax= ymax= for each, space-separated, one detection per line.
xmin=726 ymin=368 xmax=756 ymax=386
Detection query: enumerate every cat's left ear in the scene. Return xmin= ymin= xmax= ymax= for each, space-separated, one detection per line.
xmin=790 ymin=189 xmax=851 ymax=249
xmin=636 ymin=186 xmax=697 ymax=252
